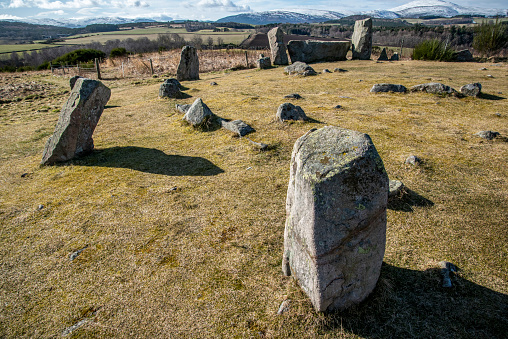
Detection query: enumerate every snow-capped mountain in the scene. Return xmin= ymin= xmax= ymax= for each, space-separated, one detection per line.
xmin=5 ymin=15 xmax=173 ymax=28
xmin=216 ymin=10 xmax=347 ymax=25
xmin=389 ymin=0 xmax=506 ymax=18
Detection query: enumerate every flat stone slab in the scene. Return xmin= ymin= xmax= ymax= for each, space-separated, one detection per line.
xmin=287 ymin=40 xmax=350 ymax=64
xmin=370 ymin=84 xmax=407 ymax=93
xmin=220 ymin=119 xmax=254 ymax=136
xmin=410 ymin=83 xmax=457 ymax=95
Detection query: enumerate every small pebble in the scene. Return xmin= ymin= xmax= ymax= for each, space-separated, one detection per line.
xmin=487 ymin=75 xmax=494 ymax=78
xmin=210 ymin=82 xmax=218 ymax=86
xmin=277 ymin=299 xmax=291 ymax=315
xmin=284 ymin=93 xmax=302 ymax=99
xmin=475 ymin=130 xmax=500 ymax=140
xmin=37 ymin=204 xmax=44 ymax=210
xmin=21 ymin=173 xmax=28 ymax=178
xmin=322 ymin=69 xmax=332 ymax=73
xmin=405 ymin=155 xmax=422 ymax=166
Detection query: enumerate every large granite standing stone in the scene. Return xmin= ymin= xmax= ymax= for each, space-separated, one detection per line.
xmin=267 ymin=27 xmax=289 ymax=65
xmin=41 ymin=78 xmax=111 ymax=165
xmin=351 ymin=18 xmax=373 ymax=60
xmin=287 ymin=40 xmax=351 ymax=63
xmin=282 ymin=126 xmax=388 ymax=312
xmin=177 ymin=45 xmax=199 ymax=81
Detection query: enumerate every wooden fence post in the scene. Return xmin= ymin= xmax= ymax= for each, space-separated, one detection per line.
xmin=122 ymin=62 xmax=125 ymax=78
xmin=245 ymin=51 xmax=248 ymax=68
xmin=95 ymin=58 xmax=101 ymax=80
xmin=149 ymin=59 xmax=154 ymax=76
xmin=400 ymin=39 xmax=404 ymax=58
xmin=50 ymin=62 xmax=53 ymax=74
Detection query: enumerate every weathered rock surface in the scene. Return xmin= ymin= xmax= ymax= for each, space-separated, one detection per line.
xmin=220 ymin=119 xmax=254 ymax=136
xmin=377 ymin=48 xmax=388 ymax=61
xmin=276 ymin=103 xmax=307 ymax=122
xmin=69 ymin=75 xmax=83 ymax=90
xmin=41 ymin=78 xmax=111 ymax=165
xmin=410 ymin=83 xmax=457 ymax=95
xmin=257 ymin=56 xmax=271 ymax=69
xmin=475 ymin=130 xmax=500 ymax=140
xmin=388 ymin=180 xmax=405 ymax=201
xmin=405 ymin=155 xmax=422 ymax=165
xmin=176 ymin=103 xmax=191 ymax=113
xmin=183 ymin=98 xmax=214 ymax=126
xmin=284 ymin=62 xmax=317 ymax=76
xmin=351 ymin=18 xmax=373 ymax=60
xmin=159 ymin=78 xmax=181 ymax=98
xmin=453 ymin=49 xmax=474 ymax=62
xmin=370 ymin=84 xmax=407 ymax=93
xmin=460 ymin=83 xmax=482 ymax=97
xmin=282 ymin=126 xmax=388 ymax=312
xmin=268 ymin=27 xmax=289 ymax=65
xmin=287 ymin=40 xmax=350 ymax=64
xmin=177 ymin=45 xmax=199 ymax=81
xmin=284 ymin=93 xmax=302 ymax=99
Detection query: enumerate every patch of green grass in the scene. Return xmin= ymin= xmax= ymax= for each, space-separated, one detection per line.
xmin=0 ymin=60 xmax=507 ymax=338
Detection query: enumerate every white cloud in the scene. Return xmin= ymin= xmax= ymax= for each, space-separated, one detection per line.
xmin=197 ymin=0 xmax=250 ymax=12
xmin=111 ymin=0 xmax=149 ymax=8
xmin=8 ymin=0 xmax=101 ymax=9
xmin=35 ymin=9 xmax=65 ymax=15
xmin=0 ymin=14 xmax=24 ymax=19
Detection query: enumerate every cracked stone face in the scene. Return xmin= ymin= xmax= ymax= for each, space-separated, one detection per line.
xmin=283 ymin=126 xmax=388 ymax=312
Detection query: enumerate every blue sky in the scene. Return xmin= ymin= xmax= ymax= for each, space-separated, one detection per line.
xmin=0 ymin=0 xmax=506 ymax=22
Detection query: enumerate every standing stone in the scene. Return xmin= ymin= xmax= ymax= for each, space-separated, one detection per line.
xmin=69 ymin=75 xmax=83 ymax=90
xmin=41 ymin=78 xmax=111 ymax=165
xmin=453 ymin=49 xmax=474 ymax=62
xmin=177 ymin=45 xmax=199 ymax=81
xmin=267 ymin=27 xmax=289 ymax=65
xmin=351 ymin=18 xmax=373 ymax=60
xmin=377 ymin=48 xmax=389 ymax=61
xmin=390 ymin=52 xmax=399 ymax=61
xmin=257 ymin=56 xmax=271 ymax=69
xmin=282 ymin=126 xmax=388 ymax=312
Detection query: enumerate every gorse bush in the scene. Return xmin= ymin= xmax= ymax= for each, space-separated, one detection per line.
xmin=53 ymin=49 xmax=106 ymax=65
xmin=473 ymin=19 xmax=508 ymax=57
xmin=412 ymin=39 xmax=455 ymax=61
xmin=110 ymin=47 xmax=128 ymax=58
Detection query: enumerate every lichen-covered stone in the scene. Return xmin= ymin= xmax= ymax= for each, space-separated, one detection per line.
xmin=276 ymin=103 xmax=307 ymax=122
xmin=220 ymin=119 xmax=254 ymax=136
xmin=351 ymin=18 xmax=373 ymax=60
xmin=410 ymin=83 xmax=457 ymax=95
xmin=268 ymin=27 xmax=289 ymax=65
xmin=287 ymin=40 xmax=350 ymax=63
xmin=183 ymin=98 xmax=214 ymax=126
xmin=460 ymin=83 xmax=482 ymax=97
xmin=284 ymin=62 xmax=317 ymax=76
xmin=257 ymin=56 xmax=271 ymax=69
xmin=41 ymin=78 xmax=111 ymax=165
xmin=283 ymin=126 xmax=388 ymax=312
xmin=177 ymin=45 xmax=199 ymax=81
xmin=370 ymin=84 xmax=407 ymax=93
xmin=159 ymin=78 xmax=181 ymax=98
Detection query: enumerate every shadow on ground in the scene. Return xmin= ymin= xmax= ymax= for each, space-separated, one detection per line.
xmin=322 ymin=263 xmax=508 ymax=338
xmin=479 ymin=93 xmax=505 ymax=100
xmin=388 ymin=188 xmax=434 ymax=212
xmin=71 ymin=146 xmax=224 ymax=176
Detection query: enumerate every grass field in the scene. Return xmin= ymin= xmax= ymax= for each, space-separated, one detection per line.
xmin=0 ymin=59 xmax=507 ymax=337
xmin=0 ymin=43 xmax=63 ymax=55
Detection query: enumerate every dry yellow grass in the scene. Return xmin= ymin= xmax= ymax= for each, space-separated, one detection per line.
xmin=0 ymin=59 xmax=507 ymax=338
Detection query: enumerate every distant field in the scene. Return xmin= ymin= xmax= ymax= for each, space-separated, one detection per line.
xmin=60 ymin=28 xmax=254 ymax=46
xmin=404 ymin=16 xmax=508 ymax=26
xmin=0 ymin=43 xmax=62 ymax=55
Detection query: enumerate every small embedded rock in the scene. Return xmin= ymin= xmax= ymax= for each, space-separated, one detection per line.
xmin=475 ymin=131 xmax=499 ymax=140
xmin=388 ymin=180 xmax=405 ymax=201
xmin=210 ymin=81 xmax=218 ymax=86
xmin=284 ymin=93 xmax=302 ymax=99
xmin=334 ymin=68 xmax=348 ymax=73
xmin=405 ymin=155 xmax=422 ymax=166
xmin=37 ymin=204 xmax=44 ymax=210
xmin=460 ymin=83 xmax=482 ymax=97
xmin=370 ymin=84 xmax=407 ymax=93
xmin=176 ymin=104 xmax=191 ymax=114
xmin=322 ymin=69 xmax=332 ymax=73
xmin=277 ymin=299 xmax=291 ymax=315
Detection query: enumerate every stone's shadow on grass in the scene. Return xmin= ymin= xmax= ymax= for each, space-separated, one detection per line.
xmin=479 ymin=93 xmax=505 ymax=100
xmin=324 ymin=263 xmax=508 ymax=338
xmin=72 ymin=146 xmax=224 ymax=176
xmin=104 ymin=105 xmax=120 ymax=109
xmin=388 ymin=188 xmax=434 ymax=212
